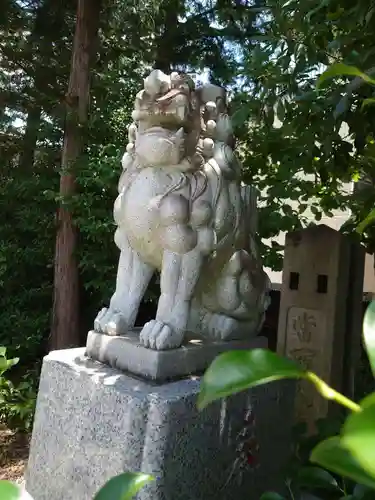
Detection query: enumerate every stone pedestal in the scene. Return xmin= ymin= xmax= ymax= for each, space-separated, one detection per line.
xmin=86 ymin=329 xmax=268 ymax=381
xmin=26 ymin=347 xmax=295 ymax=500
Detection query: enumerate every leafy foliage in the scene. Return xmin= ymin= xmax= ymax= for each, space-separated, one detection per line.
xmin=3 ymin=0 xmax=375 ymax=498
xmin=198 ymin=349 xmax=305 ymax=409
xmin=199 ymin=300 xmax=375 ymax=498
xmin=4 ymin=0 xmax=374 ymax=357
xmin=0 ymin=480 xmax=23 ymax=500
xmin=0 ymin=348 xmax=37 ymax=432
xmin=0 ymin=0 xmax=156 ymax=356
xmin=1 ymin=0 xmax=375 ymax=427
xmin=0 ymin=472 xmax=154 ymax=500
xmin=0 ymin=0 xmax=283 ymax=357
xmin=227 ymin=0 xmax=375 ymax=268
xmin=94 ymin=472 xmax=154 ymax=500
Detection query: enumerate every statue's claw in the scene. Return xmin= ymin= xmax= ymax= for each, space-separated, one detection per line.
xmin=94 ymin=308 xmax=107 ymax=332
xmin=93 ymin=308 xmax=128 ymax=336
xmin=207 ymin=313 xmax=237 ymax=340
xmin=139 ymin=320 xmax=184 ymax=350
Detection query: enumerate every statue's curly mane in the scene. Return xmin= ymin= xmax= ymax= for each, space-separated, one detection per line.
xmin=93 ymin=69 xmax=270 ymax=351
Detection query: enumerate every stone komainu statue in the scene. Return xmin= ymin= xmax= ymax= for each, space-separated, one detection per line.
xmin=94 ymin=69 xmax=270 ymax=350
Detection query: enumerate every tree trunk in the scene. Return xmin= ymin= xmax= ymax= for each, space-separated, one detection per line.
xmin=17 ymin=0 xmax=49 ymax=171
xmin=153 ymin=0 xmax=180 ymax=72
xmin=51 ymin=0 xmax=101 ymax=350
xmin=18 ymin=104 xmax=41 ymax=171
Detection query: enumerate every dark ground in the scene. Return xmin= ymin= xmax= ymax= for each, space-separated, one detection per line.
xmin=0 ymin=425 xmax=29 ymax=482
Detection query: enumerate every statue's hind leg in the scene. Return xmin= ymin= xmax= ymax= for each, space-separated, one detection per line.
xmin=94 ymin=230 xmax=154 ymax=335
xmin=140 ymin=249 xmax=203 ymax=350
xmin=189 ymin=304 xmax=264 ymax=341
xmin=205 ymin=312 xmax=262 ymax=340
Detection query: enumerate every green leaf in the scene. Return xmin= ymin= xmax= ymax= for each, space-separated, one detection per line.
xmin=356 ymin=208 xmax=375 ymax=234
xmin=260 ymin=493 xmax=286 ymax=500
xmin=362 ymin=301 xmax=375 ymax=377
xmin=296 ymin=465 xmax=340 ymax=491
xmin=361 ymin=98 xmax=375 ymax=109
xmin=198 ymin=349 xmax=305 ymax=410
xmin=306 ymin=0 xmax=329 ymax=18
xmin=8 ymin=357 xmax=19 ymax=368
xmin=282 ymin=204 xmax=293 ymax=216
xmin=232 ymin=107 xmax=250 ymax=128
xmin=317 ymin=63 xmax=375 ymax=89
xmin=94 ymin=472 xmax=154 ymax=500
xmin=311 ymin=437 xmax=375 ymax=490
xmin=0 ymin=356 xmax=19 ymax=375
xmin=353 ymin=483 xmax=375 ymax=498
xmin=342 ymin=401 xmax=375 ymax=476
xmin=0 ymin=347 xmax=6 ymax=357
xmin=0 ymin=481 xmax=22 ymax=500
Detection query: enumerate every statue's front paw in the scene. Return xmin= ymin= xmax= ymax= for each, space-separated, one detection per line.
xmin=94 ymin=308 xmax=128 ymax=336
xmin=139 ymin=320 xmax=184 ymax=350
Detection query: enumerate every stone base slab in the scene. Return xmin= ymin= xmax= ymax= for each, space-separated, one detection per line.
xmin=86 ymin=329 xmax=268 ymax=381
xmin=26 ymin=348 xmax=295 ymax=500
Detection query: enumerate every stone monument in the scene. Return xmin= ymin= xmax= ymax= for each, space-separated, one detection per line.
xmin=91 ymin=69 xmax=270 ymax=352
xmin=277 ymin=225 xmax=365 ymax=431
xmin=26 ymin=70 xmax=295 ymax=500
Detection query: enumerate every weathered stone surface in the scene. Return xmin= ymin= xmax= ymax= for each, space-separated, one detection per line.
xmin=277 ymin=225 xmax=365 ymax=429
xmin=86 ymin=329 xmax=268 ymax=381
xmin=26 ymin=348 xmax=295 ymax=500
xmin=92 ymin=68 xmax=270 ymax=350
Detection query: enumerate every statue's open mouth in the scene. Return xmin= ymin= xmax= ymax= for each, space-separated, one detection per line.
xmin=138 ymin=126 xmax=184 ymax=138
xmin=93 ymin=68 xmax=269 ymax=351
xmin=142 ymin=126 xmax=170 ymax=134
xmin=156 ymin=87 xmax=187 ymax=104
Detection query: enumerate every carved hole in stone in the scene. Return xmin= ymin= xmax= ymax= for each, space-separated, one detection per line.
xmin=289 ymin=272 xmax=299 ymax=290
xmin=317 ymin=274 xmax=328 ymax=294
